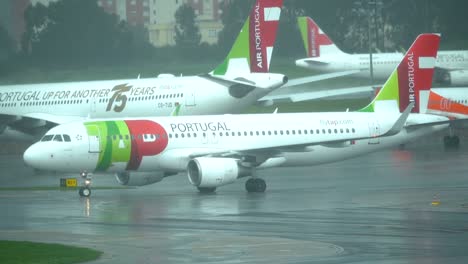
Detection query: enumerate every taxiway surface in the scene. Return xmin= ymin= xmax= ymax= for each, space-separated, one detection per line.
xmin=1 ymin=134 xmax=468 ymax=264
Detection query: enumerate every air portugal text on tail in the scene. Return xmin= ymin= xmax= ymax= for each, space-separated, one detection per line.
xmin=397 ymin=34 xmax=439 ymax=113
xmin=359 ymin=34 xmax=440 ymax=114
xmin=212 ymin=0 xmax=282 ymax=75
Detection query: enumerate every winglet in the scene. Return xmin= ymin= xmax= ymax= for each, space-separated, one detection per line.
xmin=171 ymin=102 xmax=181 ymax=116
xmin=382 ymin=102 xmax=414 ymax=137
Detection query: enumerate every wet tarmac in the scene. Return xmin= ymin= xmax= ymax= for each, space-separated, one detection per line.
xmin=1 ymin=133 xmax=468 ymax=264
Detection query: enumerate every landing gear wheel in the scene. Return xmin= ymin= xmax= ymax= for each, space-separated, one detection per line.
xmin=79 ymin=186 xmax=91 ymax=197
xmin=245 ymin=178 xmax=266 ymax=193
xmin=79 ymin=171 xmax=92 ymax=197
xmin=197 ymin=187 xmax=216 ymax=193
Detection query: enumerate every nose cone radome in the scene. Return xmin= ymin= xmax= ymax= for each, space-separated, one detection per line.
xmin=23 ymin=143 xmax=46 ymax=170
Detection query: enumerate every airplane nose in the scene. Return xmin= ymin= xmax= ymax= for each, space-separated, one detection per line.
xmin=23 ymin=144 xmax=45 ymax=169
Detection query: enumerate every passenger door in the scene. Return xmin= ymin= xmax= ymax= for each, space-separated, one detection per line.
xmin=367 ymin=118 xmax=380 ymax=145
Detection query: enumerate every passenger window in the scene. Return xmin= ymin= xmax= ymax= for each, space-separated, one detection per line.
xmin=41 ymin=135 xmax=54 ymax=142
xmin=53 ymin=135 xmax=63 ymax=142
xmin=63 ymin=135 xmax=71 ymax=142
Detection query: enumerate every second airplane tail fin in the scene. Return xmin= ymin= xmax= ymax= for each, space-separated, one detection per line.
xmin=212 ymin=0 xmax=283 ymax=76
xmin=359 ymin=33 xmax=440 ymax=113
xmin=297 ymin=16 xmax=346 ymax=58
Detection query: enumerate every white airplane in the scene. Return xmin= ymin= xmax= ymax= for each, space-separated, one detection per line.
xmin=295 ymin=16 xmax=468 ymax=86
xmin=0 ymin=0 xmax=350 ymax=142
xmin=23 ymin=34 xmax=450 ymax=197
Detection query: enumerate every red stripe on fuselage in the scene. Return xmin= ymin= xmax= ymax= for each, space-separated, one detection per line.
xmin=125 ymin=120 xmax=168 ymax=170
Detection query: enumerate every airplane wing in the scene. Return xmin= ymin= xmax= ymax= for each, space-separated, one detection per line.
xmin=299 ymin=59 xmax=330 ymax=66
xmin=22 ymin=113 xmax=84 ymax=125
xmin=0 ymin=113 xmax=83 ymax=141
xmin=201 ymin=70 xmax=360 ymax=90
xmin=189 ymin=105 xmax=412 ymax=162
xmin=282 ymin=70 xmax=361 ymax=88
xmin=259 ymin=85 xmax=375 ymax=104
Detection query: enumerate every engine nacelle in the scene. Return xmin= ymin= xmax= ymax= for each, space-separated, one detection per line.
xmin=438 ymin=70 xmax=468 ymax=86
xmin=115 ymin=171 xmax=165 ymax=186
xmin=187 ymin=158 xmax=251 ymax=188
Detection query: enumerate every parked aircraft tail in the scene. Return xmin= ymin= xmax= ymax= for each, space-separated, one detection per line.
xmin=212 ymin=0 xmax=283 ymax=76
xmin=359 ymin=34 xmax=440 ymax=113
xmin=297 ymin=16 xmax=346 ymax=58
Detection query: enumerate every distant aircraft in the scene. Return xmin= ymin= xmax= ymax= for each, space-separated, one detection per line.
xmin=23 ymin=34 xmax=449 ymax=197
xmin=294 ymin=16 xmax=468 ymax=86
xmin=417 ymin=88 xmax=468 ymax=147
xmin=0 ymin=0 xmax=344 ymax=142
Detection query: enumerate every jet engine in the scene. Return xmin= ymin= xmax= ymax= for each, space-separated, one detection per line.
xmin=115 ymin=171 xmax=165 ymax=186
xmin=187 ymin=158 xmax=251 ymax=188
xmin=437 ymin=70 xmax=468 ymax=86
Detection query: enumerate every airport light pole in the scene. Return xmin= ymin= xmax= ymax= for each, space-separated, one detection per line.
xmin=354 ymin=0 xmax=382 ymax=86
xmin=368 ymin=1 xmax=375 ymax=85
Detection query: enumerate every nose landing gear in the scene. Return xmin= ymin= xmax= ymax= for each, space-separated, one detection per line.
xmin=78 ymin=171 xmax=92 ymax=197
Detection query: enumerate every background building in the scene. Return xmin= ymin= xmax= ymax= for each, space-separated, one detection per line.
xmin=98 ymin=0 xmax=224 ymax=47
xmin=0 ymin=0 xmax=30 ymax=50
xmin=0 ymin=0 xmax=224 ymax=49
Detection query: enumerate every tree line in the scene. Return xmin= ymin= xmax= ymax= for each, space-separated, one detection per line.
xmin=1 ymin=0 xmax=467 ymax=76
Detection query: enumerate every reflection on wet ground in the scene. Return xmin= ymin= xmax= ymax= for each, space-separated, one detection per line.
xmin=1 ymin=134 xmax=468 ymax=263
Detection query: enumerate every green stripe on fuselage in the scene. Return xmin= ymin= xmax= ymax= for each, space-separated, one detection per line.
xmin=85 ymin=121 xmax=131 ymax=172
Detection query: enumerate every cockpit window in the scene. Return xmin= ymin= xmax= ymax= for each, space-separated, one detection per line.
xmin=63 ymin=134 xmax=71 ymax=142
xmin=53 ymin=135 xmax=63 ymax=142
xmin=41 ymin=135 xmax=54 ymax=142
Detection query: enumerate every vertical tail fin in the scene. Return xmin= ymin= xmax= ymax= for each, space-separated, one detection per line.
xmin=212 ymin=0 xmax=283 ymax=76
xmin=297 ymin=16 xmax=345 ymax=58
xmin=359 ymin=34 xmax=440 ymax=113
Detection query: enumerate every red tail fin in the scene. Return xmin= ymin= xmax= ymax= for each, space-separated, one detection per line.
xmin=298 ymin=17 xmax=339 ymax=58
xmin=248 ymin=0 xmax=283 ymax=73
xmin=397 ymin=34 xmax=440 ymax=113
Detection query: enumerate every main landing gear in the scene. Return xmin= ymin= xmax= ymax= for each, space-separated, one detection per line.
xmin=78 ymin=171 xmax=92 ymax=197
xmin=444 ymin=126 xmax=460 ymax=149
xmin=245 ymin=178 xmax=266 ymax=193
xmin=444 ymin=135 xmax=460 ymax=149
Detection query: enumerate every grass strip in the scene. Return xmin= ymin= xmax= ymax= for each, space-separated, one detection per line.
xmin=0 ymin=240 xmax=102 ymax=264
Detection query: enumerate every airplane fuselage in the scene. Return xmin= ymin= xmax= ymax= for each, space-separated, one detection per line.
xmin=296 ymin=51 xmax=468 ymax=80
xmin=0 ymin=75 xmax=284 ymax=121
xmin=23 ymin=111 xmax=448 ymax=175
xmin=419 ymin=87 xmax=468 ymax=119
